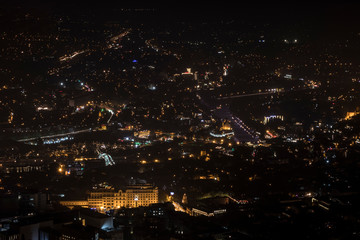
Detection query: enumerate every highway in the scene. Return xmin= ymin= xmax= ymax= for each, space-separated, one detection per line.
xmin=17 ymin=128 xmax=92 ymax=143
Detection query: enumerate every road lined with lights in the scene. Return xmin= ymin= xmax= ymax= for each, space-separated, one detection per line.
xmin=17 ymin=128 xmax=92 ymax=143
xmin=213 ymin=105 xmax=258 ymax=142
xmin=196 ymin=93 xmax=258 ymax=142
xmin=218 ymin=90 xmax=282 ymax=100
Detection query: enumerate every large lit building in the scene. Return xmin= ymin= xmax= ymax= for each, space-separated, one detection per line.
xmin=87 ymin=184 xmax=158 ymax=212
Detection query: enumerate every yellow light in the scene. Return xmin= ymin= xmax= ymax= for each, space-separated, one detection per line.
xmin=58 ymin=168 xmax=63 ymax=173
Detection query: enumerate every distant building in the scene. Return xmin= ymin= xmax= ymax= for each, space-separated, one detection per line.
xmin=182 ymin=193 xmax=188 ymax=205
xmin=345 ymin=110 xmax=360 ymax=120
xmin=263 ymin=115 xmax=284 ymax=124
xmin=134 ymin=130 xmax=151 ymax=139
xmin=181 ymin=68 xmax=193 ymax=75
xmin=223 ymin=64 xmax=229 ymax=76
xmin=125 ymin=184 xmax=158 ymax=208
xmin=220 ymin=120 xmax=232 ymax=131
xmin=61 ymin=184 xmax=158 ymax=212
xmin=210 ymin=120 xmax=234 ymax=138
xmin=186 ymin=197 xmax=230 ymax=217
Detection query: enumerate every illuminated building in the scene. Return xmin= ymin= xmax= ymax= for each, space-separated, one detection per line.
xmin=210 ymin=120 xmax=234 ymax=138
xmin=223 ymin=64 xmax=229 ymax=76
xmin=284 ymin=74 xmax=292 ymax=79
xmin=263 ymin=115 xmax=284 ymax=124
xmin=182 ymin=193 xmax=188 ymax=204
xmin=181 ymin=68 xmax=193 ymax=75
xmin=99 ymin=124 xmax=107 ymax=131
xmin=345 ymin=111 xmax=360 ymax=120
xmin=220 ymin=120 xmax=232 ymax=131
xmin=134 ymin=130 xmax=151 ymax=139
xmin=125 ymin=184 xmax=158 ymax=208
xmin=87 ymin=184 xmax=158 ymax=212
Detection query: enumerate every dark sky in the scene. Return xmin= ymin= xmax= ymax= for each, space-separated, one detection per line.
xmin=1 ymin=2 xmax=359 ymax=35
xmin=1 ymin=2 xmax=359 ymax=19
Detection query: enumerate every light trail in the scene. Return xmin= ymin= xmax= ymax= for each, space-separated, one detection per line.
xmin=107 ymin=109 xmax=114 ymax=123
xmin=59 ymin=50 xmax=88 ymax=62
xmin=110 ymin=29 xmax=131 ymax=42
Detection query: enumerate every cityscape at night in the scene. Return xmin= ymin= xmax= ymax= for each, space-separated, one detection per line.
xmin=0 ymin=2 xmax=360 ymax=239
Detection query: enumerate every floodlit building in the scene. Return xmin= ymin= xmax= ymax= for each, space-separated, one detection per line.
xmin=263 ymin=115 xmax=284 ymax=124
xmin=86 ymin=184 xmax=158 ymax=212
xmin=220 ymin=120 xmax=232 ymax=131
xmin=345 ymin=111 xmax=360 ymax=120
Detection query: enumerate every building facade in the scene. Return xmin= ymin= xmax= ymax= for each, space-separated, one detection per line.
xmin=87 ymin=184 xmax=158 ymax=212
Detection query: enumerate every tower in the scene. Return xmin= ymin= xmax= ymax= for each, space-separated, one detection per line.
xmin=182 ymin=193 xmax=188 ymax=205
xmin=194 ymin=71 xmax=198 ymax=81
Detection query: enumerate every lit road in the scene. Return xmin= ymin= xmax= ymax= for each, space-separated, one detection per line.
xmin=17 ymin=128 xmax=92 ymax=143
xmin=218 ymin=85 xmax=318 ymax=100
xmin=217 ymin=90 xmax=282 ymax=100
xmin=196 ymin=93 xmax=258 ymax=142
xmin=59 ymin=50 xmax=88 ymax=62
xmin=213 ymin=104 xmax=258 ymax=142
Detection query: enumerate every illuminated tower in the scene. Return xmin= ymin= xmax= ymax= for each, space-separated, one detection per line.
xmin=223 ymin=64 xmax=229 ymax=76
xmin=182 ymin=193 xmax=188 ymax=204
